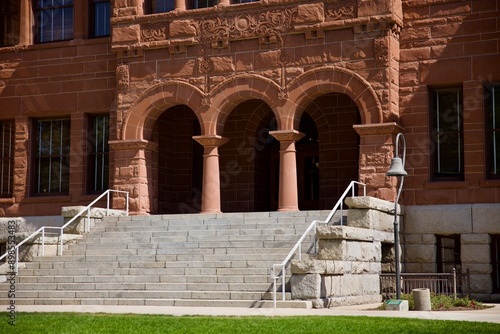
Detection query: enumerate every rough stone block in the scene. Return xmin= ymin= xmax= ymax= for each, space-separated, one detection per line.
xmin=461 ymin=244 xmax=490 ymax=263
xmin=404 ymin=244 xmax=435 ymax=263
xmin=290 ymin=273 xmax=321 ymax=299
xmin=469 ymin=275 xmax=492 ymax=294
xmin=317 ymin=225 xmax=374 ymax=242
xmin=404 ymin=205 xmax=472 ymax=234
xmin=461 ymin=234 xmax=490 ymax=244
xmin=317 ymin=239 xmax=345 ymax=260
xmin=295 ymin=3 xmax=324 ymax=24
xmin=472 ymin=203 xmax=500 ymax=233
xmin=345 ymin=196 xmax=398 ymax=214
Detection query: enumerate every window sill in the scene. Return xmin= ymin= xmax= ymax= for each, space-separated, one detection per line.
xmin=0 ymin=197 xmax=15 ymax=204
xmin=0 ymin=37 xmax=110 ymax=53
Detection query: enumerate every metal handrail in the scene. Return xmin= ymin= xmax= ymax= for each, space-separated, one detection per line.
xmin=270 ymin=181 xmax=366 ymax=308
xmin=0 ymin=189 xmax=129 ymax=273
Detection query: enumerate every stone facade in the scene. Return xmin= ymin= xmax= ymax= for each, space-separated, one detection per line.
xmin=0 ymin=0 xmax=499 ymax=300
xmin=290 ymin=196 xmax=395 ymax=307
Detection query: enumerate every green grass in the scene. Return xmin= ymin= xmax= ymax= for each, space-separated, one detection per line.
xmin=1 ymin=313 xmax=500 ymax=334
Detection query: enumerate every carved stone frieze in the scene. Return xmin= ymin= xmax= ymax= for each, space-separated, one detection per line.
xmin=269 ymin=130 xmax=305 ymax=142
xmin=353 ymin=123 xmax=404 ymax=136
xmin=141 ymin=23 xmax=168 ymax=42
xmin=325 ymin=0 xmax=357 ymax=21
xmin=109 ymin=139 xmax=159 ymax=152
xmin=193 ymin=135 xmax=229 ymax=147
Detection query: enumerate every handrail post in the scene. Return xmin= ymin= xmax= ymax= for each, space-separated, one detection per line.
xmin=126 ymin=192 xmax=129 ymax=215
xmin=272 ymin=267 xmax=276 ymax=308
xmin=15 ymin=247 xmax=19 ymax=274
xmin=282 ymin=265 xmax=286 ymax=301
xmin=87 ymin=207 xmax=91 ymax=233
xmin=453 ymin=268 xmax=457 ymax=299
xmin=41 ymin=228 xmax=45 ymax=257
xmin=59 ymin=228 xmax=64 ymax=256
xmin=106 ymin=190 xmax=110 ymax=216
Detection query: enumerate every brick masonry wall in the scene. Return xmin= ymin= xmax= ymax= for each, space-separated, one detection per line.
xmin=0 ymin=39 xmax=116 ymax=216
xmin=400 ymin=0 xmax=500 ymax=205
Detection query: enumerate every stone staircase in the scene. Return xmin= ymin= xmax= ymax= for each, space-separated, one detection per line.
xmin=1 ymin=210 xmax=337 ymax=308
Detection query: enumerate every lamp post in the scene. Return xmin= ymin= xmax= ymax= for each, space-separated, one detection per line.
xmin=386 ymin=132 xmax=407 ymax=300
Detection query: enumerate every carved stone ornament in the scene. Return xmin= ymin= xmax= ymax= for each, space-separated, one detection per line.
xmin=192 ymin=7 xmax=298 ymax=49
xmin=374 ymin=36 xmax=389 ymax=67
xmin=141 ymin=23 xmax=168 ymax=42
xmin=193 ymin=135 xmax=230 ymax=147
xmin=116 ymin=64 xmax=130 ymax=91
xmin=109 ymin=139 xmax=159 ymax=152
xmin=325 ymin=0 xmax=357 ymax=21
xmin=269 ymin=130 xmax=305 ymax=142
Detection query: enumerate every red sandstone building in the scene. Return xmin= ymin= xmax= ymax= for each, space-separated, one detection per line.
xmin=0 ymin=0 xmax=499 ymax=300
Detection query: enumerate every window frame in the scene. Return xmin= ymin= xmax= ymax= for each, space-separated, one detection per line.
xmin=87 ymin=114 xmax=109 ymax=194
xmin=485 ymin=84 xmax=500 ymax=180
xmin=31 ymin=118 xmax=71 ymax=196
xmin=429 ymin=86 xmax=464 ymax=182
xmin=0 ymin=121 xmax=14 ymax=198
xmin=34 ymin=0 xmax=74 ymax=44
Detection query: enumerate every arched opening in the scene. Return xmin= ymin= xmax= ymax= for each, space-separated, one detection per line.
xmin=152 ymin=105 xmax=203 ymax=214
xmin=219 ymin=100 xmax=279 ymax=212
xmin=301 ymin=93 xmax=360 ymax=210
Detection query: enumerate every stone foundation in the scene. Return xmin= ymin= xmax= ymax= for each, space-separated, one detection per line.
xmin=290 ymin=196 xmax=398 ymax=307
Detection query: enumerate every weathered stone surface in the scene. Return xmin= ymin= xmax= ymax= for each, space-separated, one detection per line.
xmin=472 ymin=204 xmax=500 ymax=233
xmin=404 ymin=205 xmax=472 ymax=234
xmin=461 ymin=244 xmax=490 ymax=264
xmin=113 ymin=25 xmax=140 ymax=43
xmin=461 ymin=233 xmax=490 ymax=244
xmin=290 ymin=273 xmax=321 ymax=299
xmin=317 ymin=239 xmax=345 ymax=260
xmin=469 ymin=275 xmax=492 ymax=294
xmin=169 ymin=20 xmax=197 ymax=38
xmin=291 ymin=259 xmax=345 ymax=275
xmin=0 ymin=218 xmax=34 ymax=243
xmin=317 ymin=225 xmax=374 ymax=241
xmin=295 ymin=4 xmax=324 ymax=24
xmin=345 ymin=196 xmax=400 ymax=214
xmin=404 ymin=244 xmax=435 ymax=263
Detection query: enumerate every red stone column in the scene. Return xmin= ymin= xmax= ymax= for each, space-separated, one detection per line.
xmin=269 ymin=130 xmax=304 ymax=212
xmin=109 ymin=139 xmax=158 ymax=215
xmin=353 ymin=122 xmax=404 ymax=201
xmin=175 ymin=0 xmax=186 ymax=11
xmin=193 ymin=135 xmax=229 ymax=214
xmin=218 ymin=0 xmax=230 ymax=5
xmin=19 ymin=0 xmax=31 ymax=45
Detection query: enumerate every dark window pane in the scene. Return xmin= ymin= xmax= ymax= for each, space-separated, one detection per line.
xmin=35 ymin=0 xmax=73 ymax=43
xmin=33 ymin=119 xmax=70 ymax=195
xmin=0 ymin=122 xmax=14 ymax=197
xmin=486 ymin=85 xmax=500 ymax=179
xmin=430 ymin=88 xmax=463 ymax=180
xmin=88 ymin=115 xmax=109 ymax=193
xmin=153 ymin=0 xmax=175 ymax=13
xmin=93 ymin=1 xmax=110 ymax=37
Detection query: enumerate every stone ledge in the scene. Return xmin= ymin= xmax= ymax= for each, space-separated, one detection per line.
xmin=317 ymin=225 xmax=374 ymax=241
xmin=345 ymin=196 xmax=402 ymax=215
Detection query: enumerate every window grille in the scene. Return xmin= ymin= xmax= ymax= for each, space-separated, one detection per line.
xmin=88 ymin=115 xmax=109 ymax=193
xmin=0 ymin=122 xmax=14 ymax=198
xmin=35 ymin=0 xmax=74 ymax=43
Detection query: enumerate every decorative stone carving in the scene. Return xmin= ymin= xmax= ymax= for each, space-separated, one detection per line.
xmin=192 ymin=135 xmax=229 ymax=147
xmin=374 ymin=36 xmax=389 ymax=67
xmin=141 ymin=23 xmax=168 ymax=42
xmin=325 ymin=0 xmax=357 ymax=21
xmin=116 ymin=64 xmax=129 ymax=91
xmin=353 ymin=122 xmax=404 ymax=136
xmin=269 ymin=130 xmax=304 ymax=142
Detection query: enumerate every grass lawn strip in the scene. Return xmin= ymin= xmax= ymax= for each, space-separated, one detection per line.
xmin=1 ymin=313 xmax=500 ymax=334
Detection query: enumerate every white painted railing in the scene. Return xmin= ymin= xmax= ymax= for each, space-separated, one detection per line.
xmin=270 ymin=181 xmax=366 ymax=308
xmin=0 ymin=189 xmax=129 ymax=273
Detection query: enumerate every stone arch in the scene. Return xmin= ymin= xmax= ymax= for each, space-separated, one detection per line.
xmin=284 ymin=66 xmax=383 ymax=130
xmin=122 ymin=81 xmax=206 ymax=140
xmin=209 ymin=74 xmax=283 ymax=135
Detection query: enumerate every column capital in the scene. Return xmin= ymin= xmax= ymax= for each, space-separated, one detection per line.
xmin=193 ymin=135 xmax=229 ymax=147
xmin=353 ymin=122 xmax=404 ymax=136
xmin=269 ymin=130 xmax=304 ymax=142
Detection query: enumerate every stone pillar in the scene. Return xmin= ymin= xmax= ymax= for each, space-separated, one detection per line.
xmin=19 ymin=0 xmax=31 ymax=45
xmin=109 ymin=140 xmax=158 ymax=215
xmin=353 ymin=122 xmax=404 ymax=202
xmin=175 ymin=0 xmax=186 ymax=11
xmin=218 ymin=0 xmax=230 ymax=5
xmin=193 ymin=135 xmax=229 ymax=214
xmin=269 ymin=130 xmax=304 ymax=212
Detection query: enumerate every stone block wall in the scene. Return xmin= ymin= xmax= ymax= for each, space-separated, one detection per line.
xmin=404 ymin=203 xmax=500 ymax=301
xmin=290 ymin=196 xmax=395 ymax=307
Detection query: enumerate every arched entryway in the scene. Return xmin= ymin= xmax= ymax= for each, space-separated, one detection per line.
xmin=152 ymin=105 xmax=203 ymax=214
xmin=299 ymin=93 xmax=360 ymax=210
xmin=219 ymin=100 xmax=279 ymax=212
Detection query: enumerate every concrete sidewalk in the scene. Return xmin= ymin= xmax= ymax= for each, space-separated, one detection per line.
xmin=15 ymin=303 xmax=500 ymax=324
